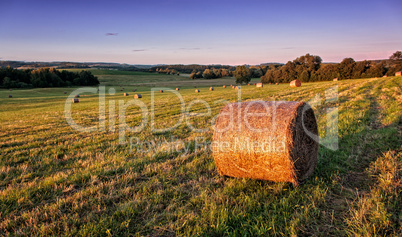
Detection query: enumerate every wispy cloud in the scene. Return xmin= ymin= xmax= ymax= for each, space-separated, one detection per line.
xmin=281 ymin=47 xmax=295 ymax=50
xmin=132 ymin=49 xmax=147 ymax=52
xmin=178 ymin=47 xmax=201 ymax=50
xmin=105 ymin=33 xmax=118 ymax=36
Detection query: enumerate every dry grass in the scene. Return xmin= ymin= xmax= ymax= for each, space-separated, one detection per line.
xmin=0 ymin=76 xmax=400 ymax=236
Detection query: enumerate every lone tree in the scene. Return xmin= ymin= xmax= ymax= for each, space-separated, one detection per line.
xmin=390 ymin=51 xmax=402 ymax=62
xmin=234 ymin=65 xmax=251 ymax=84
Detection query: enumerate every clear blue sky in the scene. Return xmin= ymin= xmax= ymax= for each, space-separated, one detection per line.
xmin=1 ymin=0 xmax=401 ymax=65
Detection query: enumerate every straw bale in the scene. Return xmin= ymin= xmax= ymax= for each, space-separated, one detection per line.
xmin=256 ymin=83 xmax=263 ymax=88
xmin=212 ymin=101 xmax=318 ymax=185
xmin=290 ymin=80 xmax=301 ymax=87
xmin=134 ymin=94 xmax=142 ymax=98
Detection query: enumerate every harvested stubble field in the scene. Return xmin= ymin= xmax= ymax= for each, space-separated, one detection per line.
xmin=0 ymin=75 xmax=401 ymax=236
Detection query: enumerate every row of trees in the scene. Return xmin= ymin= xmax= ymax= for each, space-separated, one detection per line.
xmin=0 ymin=67 xmax=99 ymax=88
xmin=261 ymin=51 xmax=402 ymax=83
xmin=151 ymin=64 xmax=236 ymax=74
xmin=156 ymin=68 xmax=180 ymax=75
xmin=190 ymin=68 xmax=234 ymax=79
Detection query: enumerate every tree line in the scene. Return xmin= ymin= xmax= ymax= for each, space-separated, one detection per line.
xmin=261 ymin=51 xmax=402 ymax=83
xmin=151 ymin=64 xmax=236 ymax=74
xmin=0 ymin=67 xmax=99 ymax=88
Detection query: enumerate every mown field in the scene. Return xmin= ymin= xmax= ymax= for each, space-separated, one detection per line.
xmin=0 ymin=74 xmax=401 ymax=236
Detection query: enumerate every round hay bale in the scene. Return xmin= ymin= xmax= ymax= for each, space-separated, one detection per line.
xmin=124 ymin=93 xmax=129 ymax=96
xmin=333 ymin=78 xmax=338 ymax=81
xmin=134 ymin=94 xmax=142 ymax=98
xmin=210 ymin=87 xmax=214 ymax=91
xmin=9 ymin=95 xmax=12 ymax=98
xmin=223 ymin=85 xmax=226 ymax=88
xmin=120 ymin=89 xmax=123 ymax=91
xmin=160 ymin=90 xmax=164 ymax=93
xmin=235 ymin=86 xmax=241 ymax=90
xmin=72 ymin=98 xmax=79 ymax=103
xmin=133 ymin=89 xmax=137 ymax=92
xmin=256 ymin=83 xmax=263 ymax=88
xmin=195 ymin=89 xmax=200 ymax=93
xmin=275 ymin=82 xmax=279 ymax=85
xmin=290 ymin=80 xmax=301 ymax=87
xmin=176 ymin=88 xmax=180 ymax=91
xmin=212 ymin=101 xmax=318 ymax=185
xmin=64 ymin=91 xmax=67 ymax=94
xmin=75 ymin=94 xmax=80 ymax=98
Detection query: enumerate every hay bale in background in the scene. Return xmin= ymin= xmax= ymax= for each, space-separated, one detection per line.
xmin=275 ymin=83 xmax=279 ymax=85
xmin=75 ymin=94 xmax=80 ymax=98
xmin=256 ymin=83 xmax=263 ymax=88
xmin=195 ymin=89 xmax=200 ymax=93
xmin=72 ymin=98 xmax=79 ymax=103
xmin=333 ymin=78 xmax=338 ymax=81
xmin=383 ymin=75 xmax=388 ymax=77
xmin=235 ymin=86 xmax=241 ymax=90
xmin=8 ymin=95 xmax=12 ymax=98
xmin=290 ymin=80 xmax=301 ymax=87
xmin=134 ymin=94 xmax=142 ymax=98
xmin=395 ymin=71 xmax=401 ymax=77
xmin=133 ymin=89 xmax=137 ymax=92
xmin=223 ymin=85 xmax=226 ymax=88
xmin=212 ymin=101 xmax=318 ymax=185
xmin=124 ymin=93 xmax=129 ymax=96
xmin=176 ymin=88 xmax=180 ymax=91
xmin=210 ymin=87 xmax=214 ymax=91
xmin=160 ymin=90 xmax=164 ymax=93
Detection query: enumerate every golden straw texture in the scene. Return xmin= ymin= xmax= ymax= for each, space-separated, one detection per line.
xmin=212 ymin=101 xmax=318 ymax=185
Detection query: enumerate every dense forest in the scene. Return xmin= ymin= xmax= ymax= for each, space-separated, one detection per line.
xmin=0 ymin=67 xmax=99 ymax=88
xmin=260 ymin=51 xmax=402 ymax=83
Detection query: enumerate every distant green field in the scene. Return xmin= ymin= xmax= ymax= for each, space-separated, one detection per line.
xmin=62 ymin=69 xmax=260 ymax=87
xmin=0 ymin=77 xmax=401 ymax=236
